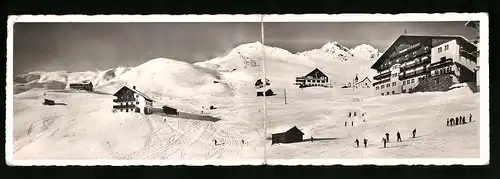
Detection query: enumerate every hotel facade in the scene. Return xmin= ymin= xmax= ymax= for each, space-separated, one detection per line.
xmin=371 ymin=35 xmax=478 ymax=96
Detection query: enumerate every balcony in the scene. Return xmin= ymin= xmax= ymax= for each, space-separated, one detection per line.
xmin=374 ymin=71 xmax=391 ymax=80
xmin=379 ymin=47 xmax=431 ymax=71
xmin=429 ymin=58 xmax=453 ymax=69
xmin=399 ymin=68 xmax=429 ymax=80
xmin=400 ymin=57 xmax=431 ymax=71
xmin=113 ymin=98 xmax=136 ymax=103
xmin=113 ymin=104 xmax=136 ymax=109
xmin=388 ymin=43 xmax=422 ymax=59
xmin=373 ymin=78 xmax=390 ymax=86
xmin=459 ymin=49 xmax=477 ymax=61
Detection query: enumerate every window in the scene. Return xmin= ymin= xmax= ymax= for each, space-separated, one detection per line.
xmin=136 ymin=102 xmax=139 ymax=105
xmin=411 ymin=79 xmax=415 ymax=83
xmin=387 ymin=92 xmax=390 ymax=95
xmin=445 ymin=44 xmax=449 ymax=51
xmin=438 ymin=47 xmax=442 ymax=53
xmin=407 ymin=79 xmax=410 ymax=84
xmin=381 ymin=93 xmax=384 ymax=96
xmin=386 ymin=84 xmax=390 ymax=88
xmin=403 ymin=89 xmax=407 ymax=93
xmin=376 ymin=86 xmax=379 ymax=90
xmin=392 ymin=82 xmax=396 ymax=86
xmin=403 ymin=80 xmax=406 ymax=85
xmin=392 ymin=91 xmax=395 ymax=94
xmin=381 ymin=85 xmax=385 ymax=89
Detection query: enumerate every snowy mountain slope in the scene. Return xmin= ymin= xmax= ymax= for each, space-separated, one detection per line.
xmin=95 ymin=58 xmax=234 ymax=100
xmin=195 ymin=42 xmax=380 ymax=89
xmin=13 ymin=67 xmax=132 ymax=94
xmin=13 ymin=90 xmax=265 ymax=160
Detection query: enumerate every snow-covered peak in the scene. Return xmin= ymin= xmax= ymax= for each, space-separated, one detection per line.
xmin=349 ymin=44 xmax=380 ymax=61
xmin=321 ymin=41 xmax=351 ymax=54
xmin=296 ymin=42 xmax=354 ymax=62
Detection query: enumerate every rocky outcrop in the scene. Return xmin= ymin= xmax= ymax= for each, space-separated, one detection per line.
xmin=409 ymin=74 xmax=456 ymax=93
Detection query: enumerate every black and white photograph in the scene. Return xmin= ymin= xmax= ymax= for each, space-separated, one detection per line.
xmin=6 ymin=14 xmax=489 ymax=166
xmin=9 ymin=17 xmax=267 ymax=163
xmin=262 ymin=20 xmax=485 ymax=162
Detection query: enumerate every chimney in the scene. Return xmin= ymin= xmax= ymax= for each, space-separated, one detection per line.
xmin=133 ymin=86 xmax=136 ymax=89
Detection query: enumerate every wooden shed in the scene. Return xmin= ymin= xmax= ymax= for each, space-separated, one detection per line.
xmin=257 ymin=89 xmax=275 ymax=97
xmin=162 ymin=105 xmax=178 ymax=115
xmin=271 ymin=126 xmax=304 ymax=145
xmin=43 ymin=99 xmax=55 ymax=105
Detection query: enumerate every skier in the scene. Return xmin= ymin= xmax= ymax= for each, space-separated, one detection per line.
xmin=354 ymin=139 xmax=359 ymax=148
xmin=469 ymin=114 xmax=473 ymax=122
xmin=455 ymin=117 xmax=459 ymax=125
xmin=450 ymin=118 xmax=454 ymax=126
xmin=242 ymin=139 xmax=245 ymax=144
xmin=446 ymin=118 xmax=450 ymax=126
xmin=385 ymin=133 xmax=390 ymax=143
xmin=463 ymin=116 xmax=466 ymax=124
xmin=351 ymin=121 xmax=354 ymax=126
xmin=214 ymin=139 xmax=217 ymax=146
xmin=396 ymin=131 xmax=402 ymax=142
xmin=349 ymin=112 xmax=352 ymax=118
xmin=354 ymin=112 xmax=357 ymax=117
xmin=412 ymin=128 xmax=416 ymax=138
xmin=381 ymin=138 xmax=387 ymax=148
xmin=345 ymin=121 xmax=347 ymax=126
xmin=363 ymin=138 xmax=368 ymax=148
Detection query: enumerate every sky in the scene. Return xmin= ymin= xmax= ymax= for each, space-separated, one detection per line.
xmin=13 ymin=21 xmax=478 ymax=74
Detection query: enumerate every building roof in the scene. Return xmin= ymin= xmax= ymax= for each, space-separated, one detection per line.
xmin=371 ymin=34 xmax=477 ymax=70
xmin=306 ymin=68 xmax=328 ymax=78
xmin=271 ymin=126 xmax=304 ymax=135
xmin=113 ymin=85 xmax=155 ymax=101
xmin=356 ymin=77 xmax=371 ymax=85
xmin=465 ymin=21 xmax=479 ymax=30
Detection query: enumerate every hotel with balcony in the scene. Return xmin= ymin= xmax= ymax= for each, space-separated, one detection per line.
xmin=371 ymin=35 xmax=478 ymax=96
xmin=465 ymin=21 xmax=480 ymax=92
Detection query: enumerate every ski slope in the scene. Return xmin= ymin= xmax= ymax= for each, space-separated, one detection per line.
xmin=13 ymin=89 xmax=266 ymax=160
xmin=266 ymin=87 xmax=479 ymax=158
xmin=11 ymin=41 xmax=479 ymax=160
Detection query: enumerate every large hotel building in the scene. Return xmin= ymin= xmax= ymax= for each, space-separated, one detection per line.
xmin=371 ymin=35 xmax=478 ymax=96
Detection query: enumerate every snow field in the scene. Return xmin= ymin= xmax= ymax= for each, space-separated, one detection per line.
xmin=266 ymin=87 xmax=479 ymax=158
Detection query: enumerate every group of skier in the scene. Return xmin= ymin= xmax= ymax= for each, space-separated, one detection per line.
xmin=355 ymin=129 xmax=417 ymax=148
xmin=447 ymin=114 xmax=473 ymax=126
xmin=345 ymin=111 xmax=367 ymax=127
xmin=213 ymin=139 xmax=246 ymax=146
